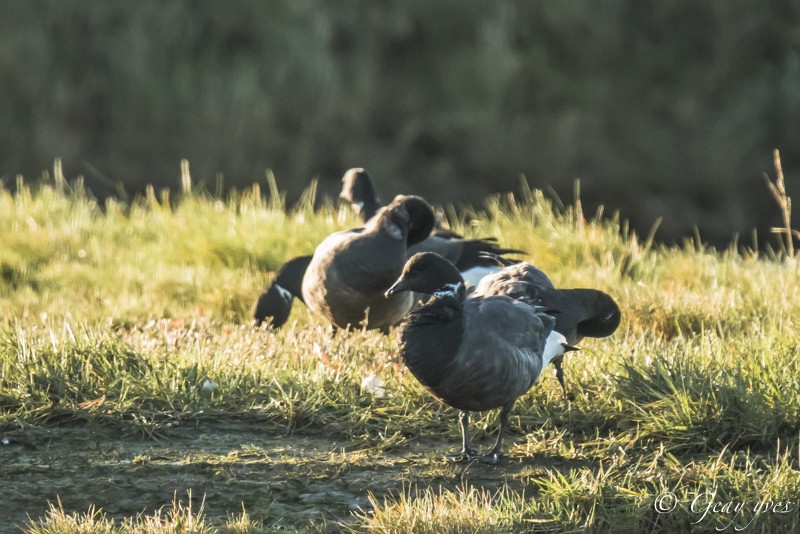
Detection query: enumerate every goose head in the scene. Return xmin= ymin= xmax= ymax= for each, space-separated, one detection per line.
xmin=340 ymin=168 xmax=380 ymax=218
xmin=386 ymin=252 xmax=465 ymax=299
xmin=390 ymin=195 xmax=435 ymax=247
xmin=576 ymin=291 xmax=622 ymax=338
xmin=368 ymin=195 xmax=434 ymax=247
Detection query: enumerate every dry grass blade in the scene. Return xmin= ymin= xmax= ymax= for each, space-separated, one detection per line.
xmin=764 ymin=148 xmax=799 ymax=257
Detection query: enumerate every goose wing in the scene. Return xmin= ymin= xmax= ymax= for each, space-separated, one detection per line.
xmin=434 ymin=296 xmax=555 ymax=411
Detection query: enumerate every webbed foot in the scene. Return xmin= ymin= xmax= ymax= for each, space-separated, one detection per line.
xmin=476 ymin=452 xmax=502 ymax=465
xmin=444 ymin=448 xmax=479 ymax=462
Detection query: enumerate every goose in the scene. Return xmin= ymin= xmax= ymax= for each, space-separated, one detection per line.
xmin=340 ymin=167 xmax=523 ymax=286
xmin=301 ymin=194 xmax=435 ymax=332
xmin=251 ymin=169 xmax=381 ymax=327
xmin=339 ymin=168 xmax=382 ymax=221
xmin=472 ymin=253 xmax=621 ymax=397
xmin=253 ymin=170 xmax=522 ymax=327
xmin=250 ymin=235 xmax=518 ymax=327
xmin=385 ymin=252 xmax=575 ymax=464
xmin=252 ymin=255 xmax=312 ymax=327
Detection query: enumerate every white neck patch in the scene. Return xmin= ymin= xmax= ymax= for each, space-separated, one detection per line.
xmin=434 ymin=281 xmax=463 ymax=299
xmin=274 ymin=283 xmax=293 ymax=304
xmin=383 ymin=220 xmax=404 ymax=241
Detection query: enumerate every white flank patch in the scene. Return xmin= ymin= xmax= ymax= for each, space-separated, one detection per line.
xmin=460 ymin=266 xmax=500 ymax=287
xmin=434 ymin=281 xmax=464 ymax=298
xmin=361 ymin=372 xmax=386 ymax=398
xmin=201 ymin=379 xmax=218 ymax=393
xmin=542 ymin=331 xmax=568 ymax=367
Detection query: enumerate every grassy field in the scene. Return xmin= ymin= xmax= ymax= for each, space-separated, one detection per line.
xmin=2 ymin=164 xmax=800 ymax=533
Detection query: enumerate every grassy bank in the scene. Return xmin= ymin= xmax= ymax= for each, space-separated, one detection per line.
xmin=2 ymin=169 xmax=800 ymax=532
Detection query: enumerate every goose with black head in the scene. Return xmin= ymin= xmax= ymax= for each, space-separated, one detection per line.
xmin=339 ymin=168 xmax=382 ymax=222
xmin=386 ymin=252 xmax=574 ymax=464
xmin=301 ymin=195 xmax=435 ymax=332
xmin=252 ymin=255 xmax=312 ymax=327
xmin=339 ymin=168 xmax=524 ymax=285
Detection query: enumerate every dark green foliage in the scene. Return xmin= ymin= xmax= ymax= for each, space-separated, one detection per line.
xmin=2 ymin=1 xmax=800 ymax=244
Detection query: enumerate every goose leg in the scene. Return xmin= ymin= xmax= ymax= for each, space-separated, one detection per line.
xmin=445 ymin=411 xmax=478 ymax=461
xmin=552 ymin=356 xmax=568 ymax=399
xmin=478 ymin=403 xmax=513 ymax=465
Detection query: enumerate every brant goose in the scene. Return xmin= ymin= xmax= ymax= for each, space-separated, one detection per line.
xmin=251 ymin=169 xmax=521 ymax=328
xmin=386 ymin=252 xmax=575 ymax=464
xmin=339 ymin=167 xmax=523 ymax=285
xmin=473 ymin=254 xmax=621 ymax=397
xmin=250 ymin=168 xmax=379 ymax=327
xmin=340 ymin=168 xmax=382 ymax=221
xmin=301 ymin=195 xmax=435 ymax=332
xmin=252 ymin=255 xmax=312 ymax=327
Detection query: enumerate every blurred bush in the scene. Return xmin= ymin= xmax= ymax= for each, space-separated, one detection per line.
xmin=1 ymin=0 xmax=799 ymax=244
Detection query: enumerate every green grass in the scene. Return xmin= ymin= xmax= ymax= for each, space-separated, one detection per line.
xmin=3 ymin=167 xmax=800 ymax=532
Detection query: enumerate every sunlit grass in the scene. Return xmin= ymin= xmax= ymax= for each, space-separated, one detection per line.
xmin=22 ymin=493 xmax=266 ymax=534
xmin=3 ymin=164 xmax=800 ymax=531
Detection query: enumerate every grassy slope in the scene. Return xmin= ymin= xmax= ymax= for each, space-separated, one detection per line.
xmin=2 ymin=173 xmax=800 ymax=533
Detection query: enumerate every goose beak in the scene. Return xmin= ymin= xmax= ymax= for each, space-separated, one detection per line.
xmin=385 ymin=278 xmax=409 ymax=298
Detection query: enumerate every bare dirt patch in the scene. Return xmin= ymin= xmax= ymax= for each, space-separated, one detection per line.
xmin=1 ymin=421 xmax=590 ymax=532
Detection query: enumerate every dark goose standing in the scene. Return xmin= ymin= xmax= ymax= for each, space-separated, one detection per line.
xmin=251 ymin=167 xmax=521 ymax=327
xmin=252 ymin=255 xmax=312 ymax=327
xmin=472 ymin=254 xmax=621 ymax=397
xmin=340 ymin=167 xmax=523 ymax=286
xmin=386 ymin=252 xmax=573 ymax=464
xmin=301 ymin=195 xmax=435 ymax=332
xmin=251 ymin=168 xmax=381 ymax=327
